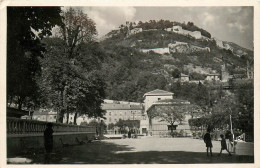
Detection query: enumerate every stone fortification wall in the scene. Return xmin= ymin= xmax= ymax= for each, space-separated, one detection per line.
xmin=140 ymin=41 xmax=210 ymax=55
xmin=166 ymin=25 xmax=203 ymax=39
xmin=168 ymin=41 xmax=210 ymax=54
xmin=140 ymin=48 xmax=170 ymax=54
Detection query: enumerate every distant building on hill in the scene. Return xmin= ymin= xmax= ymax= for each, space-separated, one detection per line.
xmin=129 ymin=27 xmax=143 ymax=35
xmin=205 ymin=73 xmax=220 ymax=81
xmin=180 ymin=73 xmax=189 ymax=82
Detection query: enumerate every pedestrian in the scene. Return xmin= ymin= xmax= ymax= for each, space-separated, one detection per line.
xmin=128 ymin=130 xmax=131 ymax=138
xmin=218 ymin=134 xmax=232 ymax=156
xmin=44 ymin=123 xmax=54 ymax=164
xmin=203 ymin=128 xmax=213 ymax=156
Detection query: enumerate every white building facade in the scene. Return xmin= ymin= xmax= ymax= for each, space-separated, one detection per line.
xmin=140 ymin=89 xmax=174 ymax=134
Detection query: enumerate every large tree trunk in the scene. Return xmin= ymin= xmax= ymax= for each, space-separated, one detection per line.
xmin=18 ymin=96 xmax=23 ymax=110
xmin=74 ymin=112 xmax=78 ymax=125
xmin=66 ymin=110 xmax=69 ymax=124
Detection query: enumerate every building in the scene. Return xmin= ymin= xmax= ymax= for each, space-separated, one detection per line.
xmin=142 ymin=89 xmax=202 ymax=137
xmin=129 ymin=28 xmax=143 ymax=35
xmin=102 ymin=103 xmax=144 ymax=125
xmin=180 ymin=73 xmax=189 ymax=82
xmin=32 ymin=109 xmax=57 ymax=123
xmin=205 ymin=74 xmax=220 ymax=81
xmin=141 ymin=89 xmax=174 ymax=134
xmin=146 ymin=99 xmax=194 ymax=136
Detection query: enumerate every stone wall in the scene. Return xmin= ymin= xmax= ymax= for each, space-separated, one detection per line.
xmin=7 ymin=117 xmax=96 ymax=157
xmin=169 ymin=25 xmax=202 ymax=39
xmin=7 ymin=132 xmax=95 ymax=157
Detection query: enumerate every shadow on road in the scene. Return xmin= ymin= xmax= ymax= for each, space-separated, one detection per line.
xmin=12 ymin=140 xmax=254 ymax=164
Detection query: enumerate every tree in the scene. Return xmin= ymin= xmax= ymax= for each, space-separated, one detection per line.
xmin=39 ymin=37 xmax=106 ymax=124
xmin=57 ymin=7 xmax=97 ymax=59
xmin=38 ymin=8 xmax=106 ymax=124
xmin=234 ymin=83 xmax=254 ymax=141
xmin=210 ymin=94 xmax=238 ymax=129
xmin=147 ymin=100 xmax=199 ymax=134
xmin=39 ymin=8 xmax=105 ymax=124
xmin=7 ymin=7 xmax=62 ymax=110
xmin=171 ymin=68 xmax=181 ymax=78
xmin=108 ymin=123 xmax=115 ymax=130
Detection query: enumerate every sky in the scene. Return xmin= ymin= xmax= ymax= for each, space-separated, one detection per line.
xmin=79 ymin=7 xmax=253 ymax=50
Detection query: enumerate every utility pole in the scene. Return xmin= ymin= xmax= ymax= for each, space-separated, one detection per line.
xmin=229 ymin=107 xmax=235 ymax=153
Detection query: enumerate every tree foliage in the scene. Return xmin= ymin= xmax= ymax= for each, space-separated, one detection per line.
xmin=148 ymin=102 xmax=199 ymax=125
xmin=57 ymin=7 xmax=97 ymax=59
xmin=38 ymin=8 xmax=106 ymax=124
xmin=7 ymin=7 xmax=62 ymax=110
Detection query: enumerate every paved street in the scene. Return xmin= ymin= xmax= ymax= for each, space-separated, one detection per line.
xmin=13 ymin=137 xmax=254 ymax=164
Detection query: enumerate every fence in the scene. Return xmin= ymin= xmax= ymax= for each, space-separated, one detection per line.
xmin=7 ymin=117 xmax=96 ymax=135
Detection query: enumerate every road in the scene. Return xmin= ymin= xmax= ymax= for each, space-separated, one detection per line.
xmin=10 ymin=137 xmax=254 ymax=164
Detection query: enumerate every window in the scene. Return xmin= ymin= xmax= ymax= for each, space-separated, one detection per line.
xmin=54 ymin=116 xmax=56 ymax=119
xmin=158 ymin=98 xmax=161 ymax=101
xmin=109 ymin=112 xmax=111 ymax=116
xmin=168 ymin=125 xmax=177 ymax=130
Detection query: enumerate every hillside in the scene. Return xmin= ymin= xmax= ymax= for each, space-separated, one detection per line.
xmin=99 ymin=20 xmax=253 ymax=103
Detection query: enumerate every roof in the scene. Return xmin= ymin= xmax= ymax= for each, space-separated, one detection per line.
xmin=102 ymin=103 xmax=143 ymax=110
xmin=157 ymin=99 xmax=190 ymax=104
xmin=144 ymin=89 xmax=174 ymax=97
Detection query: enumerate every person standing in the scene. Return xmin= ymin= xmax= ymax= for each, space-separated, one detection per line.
xmin=128 ymin=130 xmax=131 ymax=138
xmin=204 ymin=128 xmax=213 ymax=156
xmin=218 ymin=134 xmax=232 ymax=156
xmin=44 ymin=123 xmax=54 ymax=164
